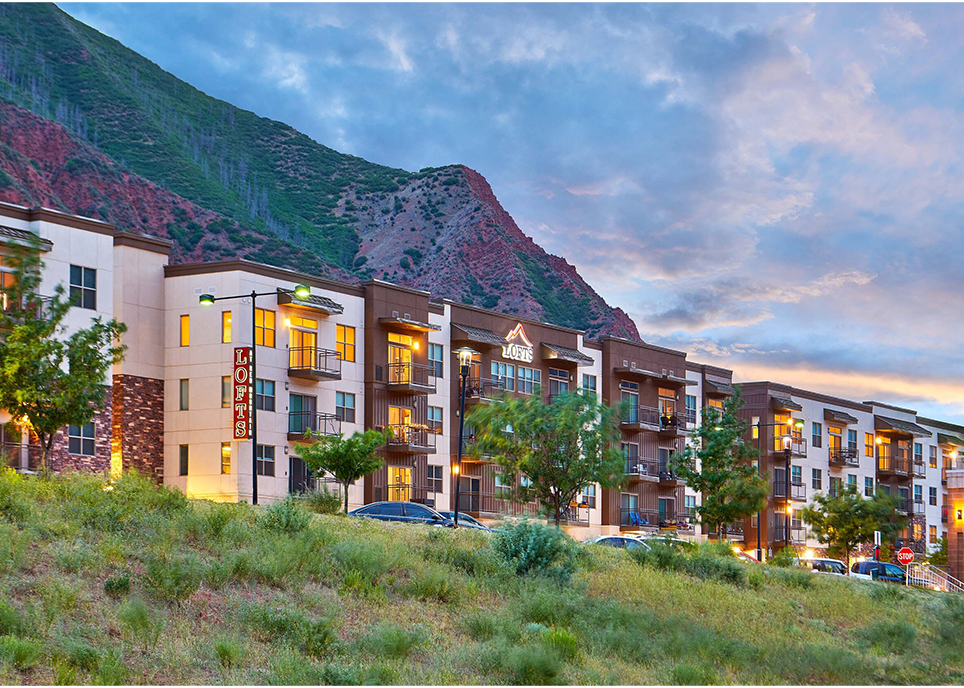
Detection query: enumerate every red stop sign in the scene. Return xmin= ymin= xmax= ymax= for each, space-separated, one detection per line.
xmin=897 ymin=547 xmax=915 ymax=565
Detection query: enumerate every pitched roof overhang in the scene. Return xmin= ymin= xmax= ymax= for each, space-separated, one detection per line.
xmin=277 ymin=289 xmax=344 ymax=315
xmin=541 ymin=343 xmax=595 ymax=365
xmin=824 ymin=408 xmax=860 ymax=425
xmin=938 ymin=432 xmax=964 ymax=447
xmin=875 ymin=415 xmax=932 ymax=438
xmin=451 ymin=323 xmax=506 ymax=348
xmin=771 ymin=395 xmax=803 ymax=412
xmin=0 ymin=225 xmax=52 ymax=251
xmin=705 ymin=380 xmax=735 ymax=396
xmin=378 ymin=316 xmax=441 ymax=333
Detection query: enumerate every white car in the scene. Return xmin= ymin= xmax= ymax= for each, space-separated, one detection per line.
xmin=795 ymin=557 xmax=848 ymax=576
xmin=584 ymin=535 xmax=651 ymax=551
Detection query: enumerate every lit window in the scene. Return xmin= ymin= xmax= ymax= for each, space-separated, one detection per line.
xmin=179 ymin=444 xmax=189 ymax=476
xmin=865 ymin=433 xmax=874 ymax=458
xmin=336 ymin=392 xmax=355 ymax=423
xmin=68 ymin=423 xmax=95 ymax=456
xmin=221 ymin=311 xmax=232 ymax=343
xmin=256 ymin=445 xmax=275 ymax=476
xmin=180 ymin=314 xmax=190 ymax=347
xmin=179 ymin=379 xmax=189 ymax=411
xmin=255 ymin=379 xmax=275 ymax=412
xmin=930 ymin=525 xmax=937 ymax=543
xmin=221 ymin=442 xmax=231 ymax=475
xmin=288 ymin=315 xmax=318 ymax=330
xmin=69 ymin=265 xmax=96 ymax=310
xmin=255 ymin=308 xmax=275 ymax=347
xmin=336 ymin=325 xmax=355 ymax=362
xmin=751 ymin=416 xmax=760 ymax=439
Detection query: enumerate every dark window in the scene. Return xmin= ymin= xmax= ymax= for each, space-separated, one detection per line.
xmin=68 ymin=423 xmax=95 ymax=456
xmin=811 ymin=468 xmax=822 ymax=490
xmin=811 ymin=422 xmax=822 ymax=449
xmin=357 ymin=503 xmax=380 ymax=515
xmin=380 ymin=502 xmax=404 ymax=517
xmin=930 ymin=486 xmax=938 ymax=506
xmin=404 ymin=503 xmax=434 ymax=518
xmin=428 ymin=343 xmax=443 ymax=378
xmin=427 ymin=464 xmax=443 ymax=492
xmin=69 ymin=265 xmax=96 ymax=310
xmin=336 ymin=392 xmax=355 ymax=423
xmin=255 ymin=379 xmax=275 ymax=412
xmin=178 ymin=444 xmax=189 ymax=476
xmin=256 ymin=445 xmax=275 ymax=476
xmin=221 ymin=376 xmax=231 ymax=409
xmin=427 ymin=406 xmax=443 ymax=435
xmin=179 ymin=379 xmax=189 ymax=411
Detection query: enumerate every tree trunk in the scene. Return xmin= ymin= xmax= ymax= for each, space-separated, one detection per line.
xmin=38 ymin=432 xmax=51 ymax=476
xmin=342 ymin=480 xmax=350 ymax=514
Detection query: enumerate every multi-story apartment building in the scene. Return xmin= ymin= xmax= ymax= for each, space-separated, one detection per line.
xmin=2 ymin=202 xmax=962 ymax=556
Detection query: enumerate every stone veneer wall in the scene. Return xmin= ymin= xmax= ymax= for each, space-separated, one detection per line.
xmin=112 ymin=374 xmax=164 ymax=482
xmin=29 ymin=387 xmax=113 ymax=472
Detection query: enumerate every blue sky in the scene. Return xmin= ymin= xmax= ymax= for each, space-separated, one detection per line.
xmin=64 ymin=3 xmax=964 ymax=421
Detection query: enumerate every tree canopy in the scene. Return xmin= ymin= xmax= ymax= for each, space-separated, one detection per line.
xmin=298 ymin=429 xmax=388 ymax=513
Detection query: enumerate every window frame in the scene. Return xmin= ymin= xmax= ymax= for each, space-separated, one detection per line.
xmin=179 ymin=314 xmax=190 ymax=347
xmin=221 ymin=376 xmax=231 ymax=409
xmin=179 ymin=378 xmax=189 ymax=411
xmin=336 ymin=324 xmax=356 ymax=362
xmin=336 ymin=391 xmax=356 ymax=423
xmin=427 ymin=464 xmax=443 ymax=493
xmin=811 ymin=421 xmax=822 ymax=449
xmin=68 ymin=422 xmax=95 ymax=456
xmin=221 ymin=442 xmax=231 ymax=475
xmin=427 ymin=405 xmax=443 ymax=435
xmin=221 ymin=311 xmax=232 ymax=343
xmin=811 ymin=467 xmax=822 ymax=490
xmin=179 ymin=444 xmax=189 ymax=476
xmin=428 ymin=343 xmax=443 ymax=378
xmin=255 ymin=308 xmax=276 ymax=348
xmin=69 ymin=264 xmax=97 ymax=310
xmin=255 ymin=379 xmax=276 ymax=412
xmin=256 ymin=444 xmax=275 ymax=477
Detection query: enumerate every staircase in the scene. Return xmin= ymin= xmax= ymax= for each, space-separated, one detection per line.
xmin=906 ymin=563 xmax=964 ymax=593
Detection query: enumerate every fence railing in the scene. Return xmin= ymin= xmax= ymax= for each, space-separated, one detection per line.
xmin=906 ymin=563 xmax=964 ymax=593
xmin=773 ymin=478 xmax=807 ymax=500
xmin=829 ymin=447 xmax=859 ymax=467
xmin=385 ymin=425 xmax=437 ymax=451
xmin=624 ymin=457 xmax=659 ymax=478
xmin=457 ymin=490 xmax=542 ymax=518
xmin=465 ymin=377 xmax=507 ymax=401
xmin=288 ymin=346 xmax=341 ymax=376
xmin=288 ymin=411 xmax=340 ymax=437
xmin=620 ymin=508 xmax=660 ymax=528
xmin=387 ymin=362 xmax=436 ymax=390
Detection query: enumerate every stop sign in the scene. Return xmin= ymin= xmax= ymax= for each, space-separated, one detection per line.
xmin=897 ymin=547 xmax=915 ymax=565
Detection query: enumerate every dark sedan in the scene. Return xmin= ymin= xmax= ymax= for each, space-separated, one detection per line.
xmin=435 ymin=511 xmax=494 ymax=532
xmin=348 ymin=501 xmax=453 ymax=526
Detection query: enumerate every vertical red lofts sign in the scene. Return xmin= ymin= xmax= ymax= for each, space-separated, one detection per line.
xmin=233 ymin=347 xmax=252 ymax=439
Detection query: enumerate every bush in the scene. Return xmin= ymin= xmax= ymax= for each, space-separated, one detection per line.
xmin=303 ymin=486 xmax=341 ymax=515
xmin=104 ymin=573 xmax=132 ymax=598
xmin=62 ymin=638 xmax=100 ymax=670
xmin=0 ymin=600 xmax=26 ymax=637
xmin=144 ymin=553 xmax=203 ymax=602
xmin=492 ymin=520 xmax=576 ymax=580
xmin=94 ymin=649 xmax=128 ymax=685
xmin=117 ymin=598 xmax=165 ymax=651
xmin=0 ymin=634 xmax=42 ymax=668
xmin=0 ymin=468 xmax=32 ymax=524
xmin=767 ymin=546 xmax=798 ymax=568
xmin=361 ymin=623 xmax=426 ymax=660
xmin=214 ymin=638 xmax=244 ymax=668
xmin=240 ymin=603 xmax=338 ymax=657
xmin=503 ymin=643 xmax=562 ymax=684
xmin=543 ymin=628 xmax=578 ymax=662
xmin=258 ymin=496 xmax=312 ymax=533
xmin=685 ymin=549 xmax=748 ymax=587
xmin=461 ymin=611 xmax=501 ymax=641
xmin=402 ymin=566 xmax=461 ymax=603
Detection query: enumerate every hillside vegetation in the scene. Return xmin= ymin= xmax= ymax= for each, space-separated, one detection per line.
xmin=2 ymin=469 xmax=964 ymax=685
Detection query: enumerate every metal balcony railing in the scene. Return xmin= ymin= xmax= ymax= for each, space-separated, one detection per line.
xmin=773 ymin=436 xmax=807 ymax=456
xmin=386 ymin=362 xmax=436 ymax=392
xmin=385 ymin=425 xmax=437 ymax=452
xmin=457 ymin=490 xmax=541 ymax=518
xmin=622 ymin=405 xmax=690 ymax=432
xmin=288 ymin=346 xmax=341 ymax=377
xmin=288 ymin=411 xmax=341 ymax=438
xmin=911 ymin=499 xmax=926 ymax=517
xmin=465 ymin=377 xmax=506 ymax=402
xmin=620 ymin=508 xmax=660 ymax=528
xmin=828 ymin=447 xmax=859 ymax=467
xmin=773 ymin=478 xmax=807 ymax=501
xmin=877 ymin=449 xmax=910 ymax=475
xmin=624 ymin=457 xmax=659 ymax=478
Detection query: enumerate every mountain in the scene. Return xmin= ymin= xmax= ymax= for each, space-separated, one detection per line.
xmin=0 ymin=3 xmax=639 ymax=340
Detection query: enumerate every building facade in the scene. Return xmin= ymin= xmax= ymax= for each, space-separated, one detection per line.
xmin=2 ymin=202 xmax=962 ymax=554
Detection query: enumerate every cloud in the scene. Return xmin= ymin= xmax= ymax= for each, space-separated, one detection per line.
xmin=374 ymin=30 xmax=415 ymax=73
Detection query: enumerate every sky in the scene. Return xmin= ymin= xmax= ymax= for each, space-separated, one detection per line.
xmin=64 ymin=2 xmax=964 ymax=422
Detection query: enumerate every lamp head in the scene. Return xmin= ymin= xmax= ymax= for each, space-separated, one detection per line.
xmin=455 ymin=346 xmax=476 ymax=368
xmin=876 ymin=436 xmax=883 ymax=445
xmin=199 ymin=293 xmax=215 ymax=306
xmin=293 ymin=284 xmax=311 ymax=299
xmin=793 ymin=419 xmax=805 ymax=429
xmin=451 ymin=463 xmax=460 ymax=476
xmin=785 ymin=504 xmax=793 ymax=515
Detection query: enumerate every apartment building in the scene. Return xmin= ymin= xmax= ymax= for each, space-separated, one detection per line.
xmin=1 ymin=202 xmax=960 ymax=555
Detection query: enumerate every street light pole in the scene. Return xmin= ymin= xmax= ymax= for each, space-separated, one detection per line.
xmin=200 ymin=283 xmax=311 ymax=505
xmin=785 ymin=442 xmax=792 ymax=545
xmin=755 ymin=418 xmax=805 ymax=562
xmin=453 ymin=347 xmax=476 ymax=528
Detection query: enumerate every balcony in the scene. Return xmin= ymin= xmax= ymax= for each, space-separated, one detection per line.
xmin=624 ymin=457 xmax=659 ymax=481
xmin=828 ymin=447 xmax=859 ymax=468
xmin=659 ymin=510 xmax=695 ymax=532
xmin=895 ymin=498 xmax=909 ymax=515
xmin=287 ymin=347 xmax=341 ymax=381
xmin=772 ymin=515 xmax=806 ymax=543
xmin=621 ymin=405 xmax=689 ymax=434
xmin=658 ymin=459 xmax=685 ymax=486
xmin=385 ymin=425 xmax=437 ymax=454
xmin=911 ymin=500 xmax=926 ymax=517
xmin=773 ymin=478 xmax=807 ymax=501
xmin=458 ymin=490 xmax=541 ymax=518
xmin=772 ymin=436 xmax=807 ymax=457
xmin=372 ymin=483 xmax=437 ymax=506
xmin=725 ymin=522 xmax=745 ymax=540
xmin=682 ymin=409 xmax=697 ymax=427
xmin=459 ymin=436 xmax=493 ymax=462
xmin=620 ymin=508 xmax=660 ymax=529
xmin=897 ymin=536 xmax=927 ymax=554
xmin=287 ymin=411 xmax=341 ymax=442
xmin=943 ymin=508 xmax=949 ymax=524
xmin=876 ymin=451 xmax=910 ymax=476
xmin=464 ymin=377 xmax=507 ymax=405
xmin=913 ymin=457 xmax=926 ymax=478
xmin=386 ymin=362 xmax=436 ymax=394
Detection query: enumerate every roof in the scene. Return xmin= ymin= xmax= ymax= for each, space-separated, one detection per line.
xmin=378 ymin=315 xmax=441 ymax=332
xmin=277 ymin=289 xmax=344 ymax=315
xmin=875 ymin=415 xmax=932 ymax=438
xmin=770 ymin=395 xmax=803 ymax=412
xmin=704 ymin=379 xmax=735 ymax=396
xmin=541 ymin=342 xmax=595 ymax=365
xmin=938 ymin=433 xmax=964 ymax=447
xmin=0 ymin=225 xmax=52 ymax=251
xmin=451 ymin=323 xmax=507 ymax=347
xmin=824 ymin=408 xmax=860 ymax=425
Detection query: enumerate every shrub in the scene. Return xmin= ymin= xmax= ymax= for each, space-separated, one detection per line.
xmin=0 ymin=468 xmax=31 ymax=524
xmin=53 ymin=661 xmax=79 ymax=685
xmin=686 ymin=549 xmax=748 ymax=587
xmin=492 ymin=520 xmax=576 ymax=579
xmin=331 ymin=540 xmax=396 ymax=582
xmin=117 ymin=598 xmax=165 ymax=651
xmin=144 ymin=553 xmax=202 ymax=602
xmin=858 ymin=620 xmax=917 ymax=655
xmin=361 ymin=623 xmax=427 ymax=660
xmin=303 ymin=486 xmax=341 ymax=515
xmin=0 ymin=634 xmax=42 ymax=668
xmin=54 ymin=543 xmax=99 ymax=574
xmin=461 ymin=611 xmax=501 ymax=641
xmin=765 ymin=566 xmax=815 ymax=590
xmin=767 ymin=546 xmax=798 ymax=568
xmin=0 ymin=600 xmax=26 ymax=637
xmin=267 ymin=648 xmax=324 ymax=685
xmin=628 ymin=541 xmax=686 ymax=572
xmin=302 ymin=617 xmax=339 ymax=658
xmin=258 ymin=496 xmax=312 ymax=533
xmin=39 ymin=579 xmax=79 ymax=630
xmin=104 ymin=573 xmax=132 ymax=598
xmin=402 ymin=566 xmax=461 ymax=603
xmin=93 ymin=649 xmax=128 ymax=685
xmin=214 ymin=638 xmax=244 ymax=668
xmin=240 ymin=602 xmax=338 ymax=657
xmin=868 ymin=583 xmax=905 ymax=603
xmin=63 ymin=639 xmax=100 ymax=671
xmin=503 ymin=643 xmax=562 ymax=685
xmin=543 ymin=628 xmax=578 ymax=662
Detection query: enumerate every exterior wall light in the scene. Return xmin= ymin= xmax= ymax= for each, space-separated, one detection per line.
xmin=199 ymin=293 xmax=215 ymax=306
xmin=293 ymin=284 xmax=311 ymax=299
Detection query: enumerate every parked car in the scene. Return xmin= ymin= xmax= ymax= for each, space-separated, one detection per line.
xmin=850 ymin=560 xmax=907 ymax=583
xmin=435 ymin=511 xmax=494 ymax=532
xmin=734 ymin=549 xmax=760 ymax=564
xmin=796 ymin=557 xmax=848 ymax=576
xmin=640 ymin=535 xmax=697 ymax=551
xmin=584 ymin=535 xmax=651 ymax=550
xmin=348 ymin=501 xmax=453 ymax=526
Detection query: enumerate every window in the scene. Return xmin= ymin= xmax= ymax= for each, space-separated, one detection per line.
xmin=685 ymin=495 xmax=696 ymax=514
xmin=930 ymin=525 xmax=938 ymax=543
xmin=811 ymin=422 xmax=822 ymax=449
xmin=336 ymin=392 xmax=355 ymax=423
xmin=69 ymin=265 xmax=96 ymax=310
xmin=582 ymin=484 xmax=596 ymax=509
xmin=179 ymin=379 xmax=189 ymax=410
xmin=495 ymin=472 xmax=510 ymax=497
xmin=581 ymin=374 xmax=597 ymax=396
xmin=222 ymin=376 xmax=231 ymax=409
xmin=256 ymin=445 xmax=275 ymax=476
xmin=428 ymin=343 xmax=443 ymax=378
xmin=221 ymin=442 xmax=231 ymax=475
xmin=914 ymin=484 xmax=923 ymax=503
xmin=517 ymin=366 xmax=541 ymax=394
xmin=812 ymin=468 xmax=822 ymax=490
xmin=68 ymin=423 xmax=95 ymax=456
xmin=427 ymin=406 xmax=443 ymax=434
xmin=179 ymin=444 xmax=189 ymax=476
xmin=427 ymin=464 xmax=443 ymax=493
xmin=847 ymin=429 xmax=858 ymax=452
xmin=221 ymin=311 xmax=232 ymax=343
xmin=288 ymin=315 xmax=318 ymax=330
xmin=791 ymin=465 xmax=802 ymax=484
xmin=520 ymin=475 xmax=533 ymax=488
xmin=864 ymin=476 xmax=874 ymax=497
xmin=336 ymin=324 xmax=355 ymax=362
xmin=930 ymin=445 xmax=938 ymax=469
xmin=751 ymin=416 xmax=760 ymax=439
xmin=915 ymin=443 xmax=923 ymax=464
xmin=685 ymin=395 xmax=697 ymax=419
xmin=179 ymin=314 xmax=190 ymax=346
xmin=255 ymin=379 xmax=275 ymax=412
xmin=548 ymin=368 xmax=568 ymax=396
xmin=491 ymin=361 xmax=516 ymax=391
xmin=848 ymin=474 xmax=857 ymax=488
xmin=829 ymin=476 xmax=843 ymax=497
xmin=255 ymin=308 xmax=275 ymax=347
xmin=930 ymin=486 xmax=938 ymax=506
xmin=865 ymin=433 xmax=875 ymax=457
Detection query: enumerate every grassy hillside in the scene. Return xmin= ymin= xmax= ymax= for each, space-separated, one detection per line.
xmin=2 ymin=469 xmax=963 ymax=685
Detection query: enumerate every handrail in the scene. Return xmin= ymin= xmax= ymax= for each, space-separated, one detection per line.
xmin=387 ymin=362 xmax=436 ymax=388
xmin=906 ymin=562 xmax=964 ymax=593
xmin=288 ymin=411 xmax=340 ymax=436
xmin=288 ymin=346 xmax=341 ymax=374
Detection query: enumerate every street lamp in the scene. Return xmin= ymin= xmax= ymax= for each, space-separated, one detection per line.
xmin=199 ymin=283 xmax=311 ymax=504
xmin=453 ymin=346 xmax=477 ymax=528
xmin=755 ymin=417 xmax=805 ymax=561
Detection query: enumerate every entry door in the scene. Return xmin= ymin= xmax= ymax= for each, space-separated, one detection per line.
xmin=388 ymin=466 xmax=412 ymax=501
xmin=658 ymin=497 xmax=670 ymax=523
xmin=388 ymin=406 xmax=413 ymax=439
xmin=460 ymin=476 xmax=480 ymax=511
xmin=289 ymin=456 xmax=311 ymax=494
xmin=388 ymin=345 xmax=412 ymax=383
xmin=290 ymin=329 xmax=317 ymax=368
xmin=289 ymin=394 xmax=317 ymax=433
xmin=621 ymin=492 xmax=638 ymax=525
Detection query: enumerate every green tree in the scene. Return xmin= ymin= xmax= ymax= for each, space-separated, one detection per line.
xmin=0 ymin=237 xmax=126 ymax=472
xmin=467 ymin=391 xmax=624 ymax=526
xmin=929 ymin=536 xmax=948 ymax=566
xmin=670 ymin=388 xmax=769 ymax=539
xmin=298 ymin=429 xmax=388 ymax=513
xmin=800 ymin=484 xmax=904 ymax=569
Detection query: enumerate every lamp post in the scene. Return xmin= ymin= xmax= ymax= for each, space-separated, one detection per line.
xmin=755 ymin=417 xmax=806 ymax=562
xmin=200 ymin=283 xmax=311 ymax=505
xmin=453 ymin=347 xmax=476 ymax=528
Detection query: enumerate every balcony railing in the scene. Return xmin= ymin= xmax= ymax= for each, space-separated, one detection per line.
xmin=385 ymin=425 xmax=437 ymax=453
xmin=658 ymin=459 xmax=685 ymax=485
xmin=913 ymin=457 xmax=926 ymax=477
xmin=464 ymin=377 xmax=506 ymax=403
xmin=725 ymin=522 xmax=745 ymax=539
xmin=287 ymin=346 xmax=341 ymax=380
xmin=624 ymin=457 xmax=659 ymax=479
xmin=896 ymin=498 xmax=909 ymax=514
xmin=877 ymin=450 xmax=910 ymax=475
xmin=386 ymin=362 xmax=437 ymax=393
xmin=682 ymin=409 xmax=697 ymax=427
xmin=773 ymin=436 xmax=807 ymax=457
xmin=287 ymin=411 xmax=341 ymax=440
xmin=773 ymin=478 xmax=807 ymax=501
xmin=620 ymin=508 xmax=660 ymax=528
xmin=458 ymin=490 xmax=541 ymax=518
xmin=897 ymin=536 xmax=927 ymax=554
xmin=772 ymin=515 xmax=806 ymax=543
xmin=911 ymin=500 xmax=926 ymax=517
xmin=658 ymin=511 xmax=695 ymax=531
xmin=622 ymin=405 xmax=689 ymax=432
xmin=828 ymin=447 xmax=859 ymax=467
